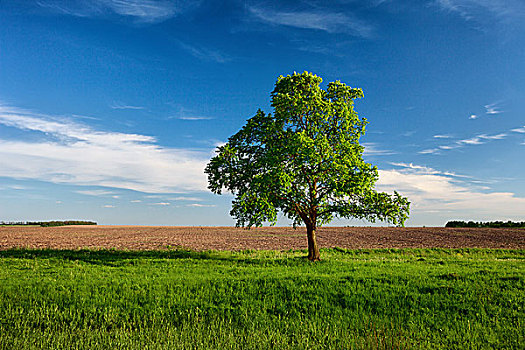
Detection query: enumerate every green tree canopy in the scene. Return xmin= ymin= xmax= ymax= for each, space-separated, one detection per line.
xmin=205 ymin=72 xmax=410 ymax=261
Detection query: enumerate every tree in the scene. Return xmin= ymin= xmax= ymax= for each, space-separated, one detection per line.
xmin=205 ymin=72 xmax=410 ymax=261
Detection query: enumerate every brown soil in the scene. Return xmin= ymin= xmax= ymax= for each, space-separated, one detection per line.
xmin=0 ymin=226 xmax=523 ymax=251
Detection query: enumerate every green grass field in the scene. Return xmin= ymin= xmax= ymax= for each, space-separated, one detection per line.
xmin=0 ymin=248 xmax=523 ymax=349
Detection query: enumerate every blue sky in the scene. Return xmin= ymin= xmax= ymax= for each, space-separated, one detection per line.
xmin=1 ymin=0 xmax=524 ymax=226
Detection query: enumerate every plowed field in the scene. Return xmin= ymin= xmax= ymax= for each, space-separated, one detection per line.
xmin=1 ymin=226 xmax=523 ymax=251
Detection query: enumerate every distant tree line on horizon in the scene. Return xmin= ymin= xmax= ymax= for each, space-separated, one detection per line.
xmin=446 ymin=220 xmax=525 ymax=228
xmin=1 ymin=221 xmax=97 ymax=227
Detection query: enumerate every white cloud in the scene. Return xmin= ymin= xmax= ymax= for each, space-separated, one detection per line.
xmin=362 ymin=143 xmax=395 ymax=156
xmin=435 ymin=0 xmax=525 ymax=23
xmin=294 ymin=40 xmax=348 ymax=56
xmin=479 ymin=133 xmax=507 ymax=140
xmin=131 ymin=200 xmax=142 ymax=203
xmin=0 ymin=185 xmax=29 ymax=191
xmin=438 ymin=145 xmax=459 ymax=150
xmin=248 ymin=6 xmax=374 ymax=37
xmin=71 ymin=114 xmax=101 ymax=121
xmin=150 ymin=202 xmax=170 ymax=206
xmin=458 ymin=136 xmax=484 ymax=145
xmin=377 ymin=165 xmax=525 ymax=217
xmin=465 ymin=102 xmax=503 ymax=120
xmin=0 ymin=104 xmax=209 ymax=193
xmin=457 ymin=133 xmax=509 ymax=144
xmin=104 ymin=0 xmax=176 ymax=20
xmin=419 ymin=148 xmax=440 ymax=155
xmin=110 ymin=102 xmax=145 ymax=110
xmin=187 ymin=203 xmax=216 ymax=207
xmin=170 ymin=196 xmax=202 ymax=201
xmin=166 ymin=103 xmax=215 ymax=121
xmin=103 ymin=205 xmax=115 ymax=208
xmin=484 ymin=102 xmax=503 ymax=115
xmin=390 ymin=162 xmax=472 ymax=178
xmin=0 ymin=109 xmax=155 ymax=143
xmin=390 ymin=162 xmax=435 ymax=173
xmin=174 ymin=116 xmax=214 ymax=121
xmin=433 ymin=134 xmax=452 ymax=138
xmin=178 ymin=42 xmax=231 ymax=64
xmin=511 ymin=126 xmax=525 ymax=133
xmin=423 ymin=131 xmax=511 ymax=154
xmin=37 ymin=0 xmax=197 ymax=23
xmin=76 ymin=190 xmax=115 ymax=196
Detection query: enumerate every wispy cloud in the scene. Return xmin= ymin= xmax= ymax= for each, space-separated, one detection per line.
xmin=293 ymin=40 xmax=350 ymax=56
xmin=390 ymin=162 xmax=472 ymax=178
xmin=421 ymin=130 xmax=512 ymax=154
xmin=76 ymin=189 xmax=115 ymax=196
xmin=170 ymin=196 xmax=202 ymax=201
xmin=438 ymin=145 xmax=459 ymax=150
xmin=174 ymin=116 xmax=214 ymax=121
xmin=110 ymin=102 xmax=145 ymax=110
xmin=466 ymin=102 xmax=503 ymax=121
xmin=71 ymin=114 xmax=101 ymax=121
xmin=103 ymin=205 xmax=115 ymax=208
xmin=178 ymin=42 xmax=231 ymax=64
xmin=479 ymin=133 xmax=507 ymax=140
xmin=433 ymin=134 xmax=452 ymax=138
xmin=0 ymin=184 xmax=31 ymax=191
xmin=435 ymin=0 xmax=525 ymax=23
xmin=186 ymin=203 xmax=215 ymax=207
xmin=484 ymin=102 xmax=503 ymax=115
xmin=378 ymin=164 xmax=525 ymax=218
xmin=362 ymin=143 xmax=396 ymax=156
xmin=419 ymin=148 xmax=440 ymax=155
xmin=0 ymin=104 xmax=209 ymax=193
xmin=150 ymin=202 xmax=170 ymax=206
xmin=248 ymin=6 xmax=374 ymax=37
xmin=166 ymin=103 xmax=214 ymax=121
xmin=511 ymin=126 xmax=525 ymax=133
xmin=37 ymin=0 xmax=199 ymax=24
xmin=458 ymin=136 xmax=484 ymax=145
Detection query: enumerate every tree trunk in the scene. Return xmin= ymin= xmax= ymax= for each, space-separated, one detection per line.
xmin=306 ymin=224 xmax=321 ymax=261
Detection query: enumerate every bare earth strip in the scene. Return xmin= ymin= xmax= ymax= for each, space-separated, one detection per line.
xmin=0 ymin=226 xmax=524 ymax=251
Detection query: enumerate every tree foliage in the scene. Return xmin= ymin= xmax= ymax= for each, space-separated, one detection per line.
xmin=446 ymin=220 xmax=525 ymax=228
xmin=0 ymin=221 xmax=97 ymax=227
xmin=205 ymin=72 xmax=410 ymax=260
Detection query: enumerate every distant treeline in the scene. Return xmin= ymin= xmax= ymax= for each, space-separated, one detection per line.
xmin=446 ymin=220 xmax=525 ymax=228
xmin=1 ymin=221 xmax=97 ymax=227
